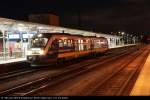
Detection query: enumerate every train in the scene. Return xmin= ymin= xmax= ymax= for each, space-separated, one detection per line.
xmin=27 ymin=33 xmax=109 ymax=67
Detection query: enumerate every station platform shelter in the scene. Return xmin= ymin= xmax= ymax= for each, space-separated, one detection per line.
xmin=0 ymin=17 xmax=137 ymax=64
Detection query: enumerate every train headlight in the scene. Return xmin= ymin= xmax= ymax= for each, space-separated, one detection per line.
xmin=39 ymin=50 xmax=44 ymax=55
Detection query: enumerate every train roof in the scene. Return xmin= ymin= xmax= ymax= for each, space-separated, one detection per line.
xmin=36 ymin=33 xmax=84 ymax=37
xmin=34 ymin=33 xmax=108 ymax=39
xmin=42 ymin=33 xmax=71 ymax=36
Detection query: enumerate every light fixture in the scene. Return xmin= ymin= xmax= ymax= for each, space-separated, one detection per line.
xmin=121 ymin=32 xmax=125 ymax=35
xmin=37 ymin=34 xmax=42 ymax=37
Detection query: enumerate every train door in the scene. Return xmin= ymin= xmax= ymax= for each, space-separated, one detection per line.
xmin=47 ymin=39 xmax=59 ymax=62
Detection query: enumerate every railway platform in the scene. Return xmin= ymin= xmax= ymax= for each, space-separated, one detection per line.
xmin=0 ymin=58 xmax=26 ymax=64
xmin=110 ymin=44 xmax=136 ymax=49
xmin=130 ymin=50 xmax=150 ymax=96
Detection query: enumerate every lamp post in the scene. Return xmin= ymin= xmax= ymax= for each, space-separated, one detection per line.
xmin=121 ymin=32 xmax=125 ymax=45
xmin=2 ymin=30 xmax=6 ymax=60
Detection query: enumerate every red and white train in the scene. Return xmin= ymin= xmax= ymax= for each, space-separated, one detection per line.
xmin=27 ymin=33 xmax=109 ymax=66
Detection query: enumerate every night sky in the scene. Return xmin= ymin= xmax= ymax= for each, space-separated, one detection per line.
xmin=0 ymin=0 xmax=150 ymax=33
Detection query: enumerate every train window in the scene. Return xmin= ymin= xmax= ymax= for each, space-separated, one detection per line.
xmin=81 ymin=40 xmax=83 ymax=43
xmin=31 ymin=38 xmax=48 ymax=48
xmin=58 ymin=39 xmax=75 ymax=53
xmin=86 ymin=40 xmax=90 ymax=50
xmin=74 ymin=40 xmax=78 ymax=51
xmin=100 ymin=38 xmax=108 ymax=48
xmin=78 ymin=39 xmax=84 ymax=51
xmin=82 ymin=39 xmax=88 ymax=50
xmin=68 ymin=40 xmax=72 ymax=47
xmin=78 ymin=40 xmax=80 ymax=43
xmin=58 ymin=40 xmax=63 ymax=48
xmin=64 ymin=39 xmax=68 ymax=47
xmin=94 ymin=39 xmax=101 ymax=48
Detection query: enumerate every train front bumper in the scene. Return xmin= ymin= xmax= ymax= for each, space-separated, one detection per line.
xmin=27 ymin=55 xmax=45 ymax=63
xmin=27 ymin=55 xmax=56 ymax=67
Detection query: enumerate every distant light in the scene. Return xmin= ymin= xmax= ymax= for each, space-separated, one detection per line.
xmin=121 ymin=32 xmax=125 ymax=35
xmin=17 ymin=23 xmax=24 ymax=26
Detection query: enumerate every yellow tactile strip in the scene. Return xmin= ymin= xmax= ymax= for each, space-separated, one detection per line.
xmin=130 ymin=53 xmax=150 ymax=96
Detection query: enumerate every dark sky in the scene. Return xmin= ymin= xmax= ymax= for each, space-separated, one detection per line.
xmin=0 ymin=0 xmax=150 ymax=32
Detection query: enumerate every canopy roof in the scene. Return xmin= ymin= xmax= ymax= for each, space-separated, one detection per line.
xmin=0 ymin=17 xmax=120 ymax=39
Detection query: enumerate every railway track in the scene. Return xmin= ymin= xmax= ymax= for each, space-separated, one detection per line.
xmin=37 ymin=45 xmax=148 ymax=96
xmin=0 ymin=46 xmax=140 ymax=96
xmin=27 ymin=45 xmax=148 ymax=96
xmin=87 ymin=47 xmax=149 ymax=96
xmin=0 ymin=68 xmax=38 ymax=81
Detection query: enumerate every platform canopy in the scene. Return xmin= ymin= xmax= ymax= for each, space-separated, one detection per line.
xmin=0 ymin=17 xmax=120 ymax=39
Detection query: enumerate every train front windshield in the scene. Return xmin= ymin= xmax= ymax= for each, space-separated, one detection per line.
xmin=27 ymin=35 xmax=49 ymax=55
xmin=31 ymin=38 xmax=48 ymax=48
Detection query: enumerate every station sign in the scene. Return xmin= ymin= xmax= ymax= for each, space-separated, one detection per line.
xmin=8 ymin=34 xmax=20 ymax=39
xmin=23 ymin=34 xmax=34 ymax=38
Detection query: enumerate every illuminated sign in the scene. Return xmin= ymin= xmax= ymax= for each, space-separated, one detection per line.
xmin=23 ymin=34 xmax=28 ymax=38
xmin=8 ymin=34 xmax=20 ymax=39
xmin=23 ymin=34 xmax=34 ymax=38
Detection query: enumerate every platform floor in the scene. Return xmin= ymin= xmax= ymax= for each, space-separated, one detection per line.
xmin=130 ymin=51 xmax=150 ymax=96
xmin=110 ymin=44 xmax=136 ymax=49
xmin=0 ymin=58 xmax=26 ymax=64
